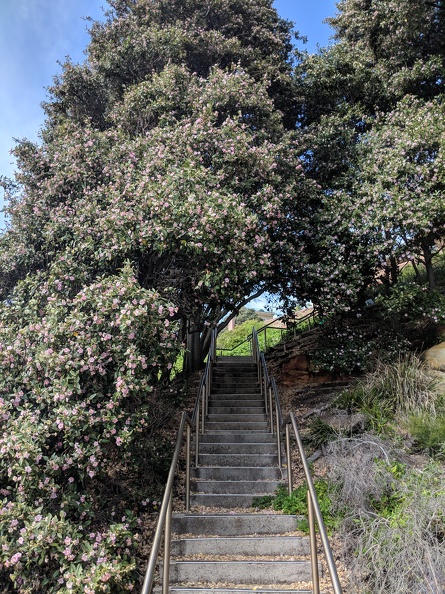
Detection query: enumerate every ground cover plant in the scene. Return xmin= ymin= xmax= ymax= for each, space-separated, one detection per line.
xmin=301 ymin=351 xmax=445 ymax=593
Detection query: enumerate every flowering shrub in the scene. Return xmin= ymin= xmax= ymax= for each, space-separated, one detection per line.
xmin=377 ymin=282 xmax=445 ymax=326
xmin=311 ymin=318 xmax=410 ymax=374
xmin=0 ymin=263 xmax=180 ymax=592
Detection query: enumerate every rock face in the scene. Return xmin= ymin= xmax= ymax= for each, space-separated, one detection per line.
xmin=423 ymin=342 xmax=445 ymax=371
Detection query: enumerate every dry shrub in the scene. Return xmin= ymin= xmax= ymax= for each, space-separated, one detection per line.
xmin=325 ymin=436 xmax=445 ymax=593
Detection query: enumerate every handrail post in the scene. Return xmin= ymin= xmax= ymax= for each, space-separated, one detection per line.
xmin=276 ymin=407 xmax=281 ymax=467
xmin=263 ymin=372 xmax=268 ymax=415
xmin=195 ymin=424 xmax=199 ymax=467
xmin=201 ymin=385 xmax=205 ymax=434
xmin=269 ymin=385 xmax=274 ymax=433
xmin=162 ymin=492 xmax=173 ymax=594
xmin=308 ymin=491 xmax=320 ymax=594
xmin=205 ymin=366 xmax=209 ymax=416
xmin=186 ymin=424 xmax=191 ymax=512
xmin=286 ymin=423 xmax=292 ymax=494
xmin=289 ymin=413 xmax=343 ymax=593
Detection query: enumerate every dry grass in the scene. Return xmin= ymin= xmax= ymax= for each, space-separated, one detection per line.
xmin=360 ymin=352 xmax=440 ymax=415
xmin=324 ymin=436 xmax=445 ymax=594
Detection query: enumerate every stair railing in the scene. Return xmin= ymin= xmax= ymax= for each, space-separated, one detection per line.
xmin=283 ymin=412 xmax=343 ymax=594
xmin=140 ymin=411 xmax=192 ymax=594
xmin=217 ymin=310 xmax=315 ymax=356
xmin=194 ymin=328 xmax=217 ymax=445
xmin=253 ymin=331 xmax=343 ymax=594
xmin=141 ymin=328 xmax=217 ymax=594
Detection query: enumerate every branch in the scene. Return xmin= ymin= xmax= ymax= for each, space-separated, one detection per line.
xmin=217 ymin=288 xmax=265 ymax=333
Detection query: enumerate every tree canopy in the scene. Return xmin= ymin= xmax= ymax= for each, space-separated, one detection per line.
xmin=0 ymin=2 xmax=312 ymax=590
xmin=287 ymin=0 xmax=445 ymax=311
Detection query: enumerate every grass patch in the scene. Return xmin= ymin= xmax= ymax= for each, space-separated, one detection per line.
xmin=406 ymin=413 xmax=445 ymax=459
xmin=253 ymin=482 xmax=341 ymax=534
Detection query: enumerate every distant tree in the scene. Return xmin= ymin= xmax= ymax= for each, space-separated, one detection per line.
xmin=235 ymin=307 xmax=263 ymax=326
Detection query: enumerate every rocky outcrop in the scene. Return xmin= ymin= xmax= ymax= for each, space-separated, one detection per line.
xmin=423 ymin=341 xmax=445 ymax=371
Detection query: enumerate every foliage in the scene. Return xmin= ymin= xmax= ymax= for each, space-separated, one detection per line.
xmin=407 ymin=414 xmax=445 ymax=459
xmin=0 ymin=263 xmax=181 ymax=591
xmin=400 ymin=251 xmax=445 ymax=288
xmin=310 ymin=316 xmax=410 ymax=374
xmin=377 ymin=281 xmax=445 ymax=326
xmin=325 ymin=438 xmax=445 ymax=593
xmin=358 ymin=354 xmax=440 ymax=416
xmin=1 ymin=0 xmax=317 ymax=373
xmin=233 ymin=307 xmax=262 ymax=326
xmin=253 ymin=482 xmax=340 ymax=534
xmin=334 ymin=354 xmax=441 ymax=438
xmin=305 ymin=418 xmax=339 ymax=450
xmin=216 ymin=318 xmax=284 ymax=355
xmin=285 ymin=0 xmax=445 ymax=313
xmin=0 ymin=2 xmax=312 ymax=589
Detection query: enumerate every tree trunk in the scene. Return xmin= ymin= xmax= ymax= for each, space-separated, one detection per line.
xmin=422 ymin=238 xmax=437 ymax=290
xmin=411 ymin=260 xmax=423 ymax=284
xmin=184 ymin=322 xmax=204 ymax=374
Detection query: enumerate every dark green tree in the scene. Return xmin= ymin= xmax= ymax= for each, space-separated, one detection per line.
xmin=287 ymin=0 xmax=445 ymax=312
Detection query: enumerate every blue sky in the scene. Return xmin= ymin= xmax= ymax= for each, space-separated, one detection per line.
xmin=0 ymin=0 xmax=337 ymax=232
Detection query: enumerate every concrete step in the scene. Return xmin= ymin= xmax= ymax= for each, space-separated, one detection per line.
xmin=205 ymin=422 xmax=269 ymax=431
xmin=172 ymin=514 xmax=300 ymax=536
xmin=212 ymin=377 xmax=258 ymax=385
xmin=191 ymin=467 xmax=283 ymax=481
xmin=209 ymin=396 xmax=264 ymax=409
xmin=212 ymin=379 xmax=259 ymax=387
xmin=215 ymin=357 xmax=255 ymax=365
xmin=198 ymin=443 xmax=276 ymax=455
xmin=198 ymin=454 xmax=278 ymax=467
xmin=209 ymin=394 xmax=265 ymax=402
xmin=206 ymin=412 xmax=267 ymax=423
xmin=171 ymin=536 xmax=310 ymax=556
xmin=191 ymin=480 xmax=281 ymax=494
xmin=212 ymin=386 xmax=261 ymax=394
xmin=212 ymin=366 xmax=258 ymax=382
xmin=208 ymin=407 xmax=265 ymax=415
xmin=190 ymin=493 xmax=272 ymax=507
xmin=168 ymin=560 xmax=314 ymax=584
xmin=199 ymin=433 xmax=275 ymax=444
xmin=212 ymin=372 xmax=259 ymax=388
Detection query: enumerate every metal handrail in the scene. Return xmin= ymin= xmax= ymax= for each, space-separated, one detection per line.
xmin=283 ymin=412 xmax=343 ymax=594
xmin=141 ymin=411 xmax=192 ymax=594
xmin=217 ymin=311 xmax=315 ymax=355
xmin=141 ymin=328 xmax=217 ymax=594
xmin=252 ymin=329 xmax=343 ymax=594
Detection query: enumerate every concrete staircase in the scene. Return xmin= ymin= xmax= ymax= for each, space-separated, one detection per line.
xmin=162 ymin=356 xmax=317 ymax=594
xmin=191 ymin=356 xmax=281 ymax=508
